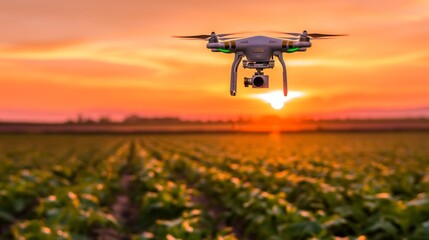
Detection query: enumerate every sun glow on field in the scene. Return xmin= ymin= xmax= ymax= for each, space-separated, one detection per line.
xmin=253 ymin=91 xmax=304 ymax=109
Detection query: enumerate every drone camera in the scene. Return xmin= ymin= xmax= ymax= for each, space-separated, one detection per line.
xmin=244 ymin=75 xmax=269 ymax=88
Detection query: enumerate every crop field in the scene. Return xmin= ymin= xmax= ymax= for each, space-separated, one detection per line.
xmin=0 ymin=132 xmax=429 ymax=240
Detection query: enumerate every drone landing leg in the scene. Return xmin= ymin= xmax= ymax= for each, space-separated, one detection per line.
xmin=230 ymin=52 xmax=244 ymax=96
xmin=274 ymin=51 xmax=288 ymax=96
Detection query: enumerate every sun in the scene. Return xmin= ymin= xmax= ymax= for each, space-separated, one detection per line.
xmin=252 ymin=91 xmax=304 ymax=110
xmin=270 ymin=100 xmax=285 ymax=110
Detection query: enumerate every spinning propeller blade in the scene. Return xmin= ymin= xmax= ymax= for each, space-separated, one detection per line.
xmin=172 ymin=32 xmax=246 ymax=40
xmin=273 ymin=31 xmax=347 ymax=39
xmin=172 ymin=34 xmax=212 ymax=39
xmin=280 ymin=37 xmax=334 ymax=40
xmin=307 ymin=33 xmax=347 ymax=38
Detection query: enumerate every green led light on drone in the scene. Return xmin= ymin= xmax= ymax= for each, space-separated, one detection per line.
xmin=286 ymin=47 xmax=300 ymax=53
xmin=217 ymin=48 xmax=231 ymax=53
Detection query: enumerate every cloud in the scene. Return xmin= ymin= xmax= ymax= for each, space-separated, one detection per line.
xmin=0 ymin=39 xmax=232 ymax=76
xmin=313 ymin=106 xmax=429 ymax=119
xmin=0 ymin=39 xmax=85 ymax=52
xmin=286 ymin=51 xmax=429 ymax=68
xmin=0 ymin=58 xmax=156 ymax=88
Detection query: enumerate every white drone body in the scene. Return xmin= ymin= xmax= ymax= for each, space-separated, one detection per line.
xmin=175 ymin=31 xmax=345 ymax=96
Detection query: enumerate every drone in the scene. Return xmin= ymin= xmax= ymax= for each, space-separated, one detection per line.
xmin=174 ymin=31 xmax=346 ymax=96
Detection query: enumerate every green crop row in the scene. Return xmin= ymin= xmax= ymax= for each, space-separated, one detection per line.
xmin=0 ymin=137 xmax=129 ymax=239
xmin=1 ymin=133 xmax=429 ymax=239
xmin=139 ymin=134 xmax=429 ymax=239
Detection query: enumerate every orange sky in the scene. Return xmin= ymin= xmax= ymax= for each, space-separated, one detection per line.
xmin=1 ymin=0 xmax=429 ymax=122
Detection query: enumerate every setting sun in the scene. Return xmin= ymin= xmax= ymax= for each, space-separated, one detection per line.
xmin=252 ymin=91 xmax=304 ymax=110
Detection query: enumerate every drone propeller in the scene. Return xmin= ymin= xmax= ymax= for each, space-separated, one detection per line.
xmin=172 ymin=32 xmax=246 ymax=40
xmin=273 ymin=30 xmax=347 ymax=39
xmin=173 ymin=34 xmax=212 ymax=40
xmin=280 ymin=37 xmax=334 ymax=41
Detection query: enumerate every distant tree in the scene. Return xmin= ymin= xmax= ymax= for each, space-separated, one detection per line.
xmin=77 ymin=114 xmax=84 ymax=124
xmin=65 ymin=119 xmax=75 ymax=124
xmin=98 ymin=116 xmax=112 ymax=124
xmin=84 ymin=118 xmax=96 ymax=124
xmin=123 ymin=114 xmax=143 ymax=124
xmin=123 ymin=115 xmax=182 ymax=124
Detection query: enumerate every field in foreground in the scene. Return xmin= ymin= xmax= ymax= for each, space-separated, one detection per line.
xmin=0 ymin=132 xmax=429 ymax=239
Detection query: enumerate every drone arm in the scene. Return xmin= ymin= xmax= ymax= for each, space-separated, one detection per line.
xmin=230 ymin=52 xmax=244 ymax=96
xmin=274 ymin=51 xmax=287 ymax=96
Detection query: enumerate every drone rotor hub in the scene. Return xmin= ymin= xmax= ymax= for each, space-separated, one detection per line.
xmin=299 ymin=36 xmax=310 ymax=42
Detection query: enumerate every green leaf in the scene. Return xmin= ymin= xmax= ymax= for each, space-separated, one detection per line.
xmin=366 ymin=217 xmax=398 ymax=236
xmin=0 ymin=210 xmax=15 ymax=222
xmin=14 ymin=198 xmax=27 ymax=212
xmin=282 ymin=221 xmax=322 ymax=239
xmin=411 ymin=221 xmax=429 ymax=239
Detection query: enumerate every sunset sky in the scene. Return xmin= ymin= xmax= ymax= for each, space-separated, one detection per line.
xmin=1 ymin=0 xmax=429 ymax=122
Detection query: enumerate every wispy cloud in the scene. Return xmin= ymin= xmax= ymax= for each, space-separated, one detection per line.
xmin=287 ymin=51 xmax=429 ymax=68
xmin=0 ymin=40 xmax=231 ymax=75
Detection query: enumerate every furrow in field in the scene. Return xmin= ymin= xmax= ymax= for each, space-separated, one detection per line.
xmin=139 ymin=138 xmax=314 ymax=239
xmin=132 ymin=140 xmax=239 ymax=239
xmin=5 ymin=138 xmax=131 ymax=239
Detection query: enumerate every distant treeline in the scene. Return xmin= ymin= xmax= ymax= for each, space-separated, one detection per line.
xmin=1 ymin=114 xmax=429 ymax=126
xmin=0 ymin=114 xmax=248 ymax=126
xmin=1 ymin=115 xmax=429 ymax=133
xmin=64 ymin=115 xmax=246 ymax=125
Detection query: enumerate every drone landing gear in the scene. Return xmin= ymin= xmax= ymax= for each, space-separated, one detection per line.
xmin=230 ymin=52 xmax=244 ymax=96
xmin=274 ymin=51 xmax=288 ymax=96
